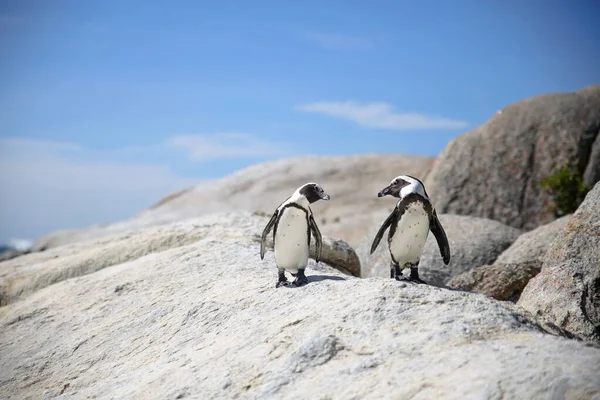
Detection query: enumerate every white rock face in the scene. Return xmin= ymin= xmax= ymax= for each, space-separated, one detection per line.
xmin=1 ymin=212 xmax=359 ymax=306
xmin=32 ymin=154 xmax=435 ymax=250
xmin=2 ymin=213 xmax=600 ymax=399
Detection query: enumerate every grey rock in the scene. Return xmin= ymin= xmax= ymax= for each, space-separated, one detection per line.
xmin=584 ymin=127 xmax=600 ymax=185
xmin=495 ymin=214 xmax=571 ymax=265
xmin=448 ymin=215 xmax=572 ymax=301
xmin=32 ymin=154 xmax=435 ymax=251
xmin=0 ymin=212 xmax=599 ymax=399
xmin=0 ymin=249 xmax=28 ymax=263
xmin=425 ymin=85 xmax=600 ymax=230
xmin=518 ymin=182 xmax=600 ymax=343
xmin=358 ymin=213 xmax=522 ymax=286
xmin=447 ymin=261 xmax=541 ymax=302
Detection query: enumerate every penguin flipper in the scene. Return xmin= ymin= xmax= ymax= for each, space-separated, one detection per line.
xmin=260 ymin=210 xmax=279 ymax=260
xmin=370 ymin=208 xmax=398 ymax=254
xmin=430 ymin=209 xmax=450 ymax=265
xmin=308 ymin=214 xmax=322 ymax=263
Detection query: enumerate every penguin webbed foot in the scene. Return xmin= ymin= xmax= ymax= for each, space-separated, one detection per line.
xmin=391 ymin=264 xmax=427 ymax=284
xmin=391 ymin=263 xmax=403 ymax=281
xmin=407 ymin=267 xmax=427 ymax=285
xmin=276 ymin=269 xmax=290 ymax=288
xmin=292 ymin=269 xmax=309 ymax=287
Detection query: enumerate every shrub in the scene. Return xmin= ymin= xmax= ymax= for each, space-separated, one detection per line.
xmin=540 ymin=166 xmax=591 ymax=216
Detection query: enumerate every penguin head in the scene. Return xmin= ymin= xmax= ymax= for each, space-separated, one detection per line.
xmin=298 ymin=182 xmax=331 ymax=203
xmin=378 ymin=175 xmax=428 ymax=199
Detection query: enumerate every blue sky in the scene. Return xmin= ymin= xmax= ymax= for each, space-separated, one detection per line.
xmin=0 ymin=0 xmax=599 ymax=243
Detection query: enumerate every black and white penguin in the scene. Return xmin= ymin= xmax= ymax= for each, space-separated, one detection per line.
xmin=370 ymin=175 xmax=450 ymax=284
xmin=260 ymin=182 xmax=331 ymax=287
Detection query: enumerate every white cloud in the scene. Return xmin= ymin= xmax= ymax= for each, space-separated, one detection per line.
xmin=295 ymin=101 xmax=469 ymax=130
xmin=0 ymin=133 xmax=293 ymax=242
xmin=8 ymin=238 xmax=32 ymax=251
xmin=166 ymin=133 xmax=290 ymax=162
xmin=0 ymin=137 xmax=198 ymax=242
xmin=301 ymin=31 xmax=373 ymax=51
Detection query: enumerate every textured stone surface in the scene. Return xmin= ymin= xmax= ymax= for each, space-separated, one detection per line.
xmin=425 ymin=85 xmax=600 ymax=230
xmin=0 ymin=249 xmax=28 ymax=263
xmin=447 ymin=262 xmax=541 ymax=302
xmin=448 ymin=216 xmax=572 ymax=302
xmin=33 ymin=154 xmax=435 ymax=250
xmin=495 ymin=215 xmax=571 ymax=265
xmin=0 ymin=212 xmax=358 ymax=306
xmin=1 ymin=213 xmax=599 ymax=399
xmin=357 ymin=213 xmax=522 ymax=286
xmin=518 ymin=182 xmax=600 ymax=343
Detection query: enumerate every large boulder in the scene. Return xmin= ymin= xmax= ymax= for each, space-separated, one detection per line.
xmin=448 ymin=215 xmax=572 ymax=301
xmin=1 ymin=212 xmax=599 ymax=399
xmin=447 ymin=262 xmax=541 ymax=302
xmin=518 ymin=182 xmax=600 ymax=343
xmin=494 ymin=214 xmax=571 ymax=265
xmin=32 ymin=154 xmax=435 ymax=251
xmin=357 ymin=213 xmax=522 ymax=286
xmin=425 ymin=85 xmax=600 ymax=230
xmin=0 ymin=212 xmax=359 ymax=306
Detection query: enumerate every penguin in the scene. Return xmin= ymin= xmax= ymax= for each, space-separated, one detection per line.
xmin=370 ymin=175 xmax=450 ymax=284
xmin=260 ymin=182 xmax=331 ymax=287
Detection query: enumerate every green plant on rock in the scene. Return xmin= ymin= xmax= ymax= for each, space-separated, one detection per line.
xmin=540 ymin=166 xmax=591 ymax=216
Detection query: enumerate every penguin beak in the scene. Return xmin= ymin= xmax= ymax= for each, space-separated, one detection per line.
xmin=377 ymin=186 xmax=392 ymax=197
xmin=320 ymin=192 xmax=331 ymax=200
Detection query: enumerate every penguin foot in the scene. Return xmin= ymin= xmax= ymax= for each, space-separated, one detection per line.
xmin=276 ymin=269 xmax=290 ymax=288
xmin=391 ymin=263 xmax=402 ymax=280
xmin=408 ymin=267 xmax=427 ymax=284
xmin=292 ymin=269 xmax=309 ymax=287
xmin=292 ymin=277 xmax=308 ymax=287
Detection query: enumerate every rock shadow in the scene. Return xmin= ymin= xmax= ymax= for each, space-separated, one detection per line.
xmin=307 ymin=275 xmax=347 ymax=283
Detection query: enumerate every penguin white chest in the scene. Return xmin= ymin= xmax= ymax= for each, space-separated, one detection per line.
xmin=389 ymin=202 xmax=430 ymax=265
xmin=274 ymin=207 xmax=310 ymax=273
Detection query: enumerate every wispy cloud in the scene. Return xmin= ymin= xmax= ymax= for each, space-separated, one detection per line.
xmin=301 ymin=31 xmax=373 ymax=52
xmin=295 ymin=101 xmax=469 ymax=130
xmin=0 ymin=137 xmax=197 ymax=242
xmin=8 ymin=238 xmax=32 ymax=251
xmin=166 ymin=133 xmax=290 ymax=162
xmin=0 ymin=133 xmax=293 ymax=241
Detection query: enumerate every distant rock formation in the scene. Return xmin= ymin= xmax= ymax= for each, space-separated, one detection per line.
xmin=32 ymin=154 xmax=435 ymax=251
xmin=425 ymin=85 xmax=600 ymax=230
xmin=0 ymin=240 xmax=32 ymax=262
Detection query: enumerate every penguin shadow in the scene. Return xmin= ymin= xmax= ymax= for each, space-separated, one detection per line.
xmin=306 ymin=275 xmax=347 ymax=283
xmin=280 ymin=275 xmax=347 ymax=289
